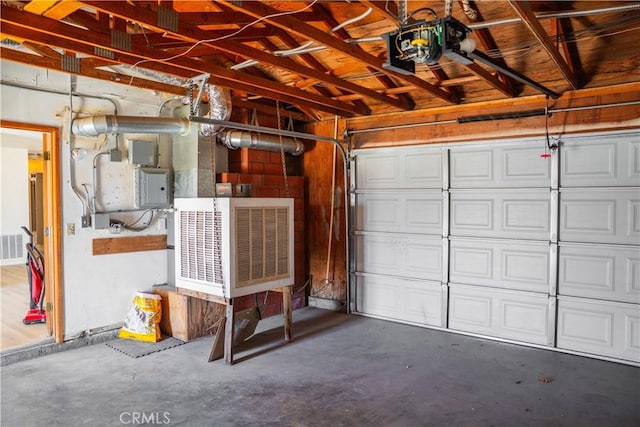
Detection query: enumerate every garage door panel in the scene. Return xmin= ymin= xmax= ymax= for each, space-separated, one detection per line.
xmin=561 ymin=137 xmax=640 ymax=187
xmin=450 ymin=190 xmax=551 ymax=240
xmin=558 ymin=244 xmax=640 ymax=304
xmin=449 ymin=284 xmax=551 ymax=345
xmin=557 ymin=297 xmax=640 ymax=362
xmin=358 ymin=154 xmax=400 ymax=189
xmin=355 ymin=147 xmax=444 ymax=189
xmin=356 ymin=234 xmax=443 ymax=281
xmin=560 ymin=189 xmax=640 ymax=244
xmin=355 ymin=276 xmax=399 ymax=318
xmin=356 ymin=275 xmax=443 ymax=326
xmin=450 ymin=238 xmax=551 ymax=293
xmin=356 ymin=192 xmax=443 ymax=234
xmin=450 ymin=144 xmax=550 ymax=188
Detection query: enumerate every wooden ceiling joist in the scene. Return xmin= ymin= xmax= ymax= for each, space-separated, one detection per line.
xmin=312 ymin=3 xmax=415 ymax=110
xmin=80 ymin=1 xmax=404 ymax=113
xmin=457 ymin=0 xmax=517 ymax=95
xmin=232 ymin=97 xmax=309 ymax=122
xmin=464 ymin=62 xmax=514 ymax=97
xmin=43 ymin=0 xmax=82 ymax=20
xmin=0 ymin=6 xmax=361 ymax=117
xmin=508 ymin=0 xmax=579 ymax=90
xmin=218 ymin=0 xmax=458 ymax=105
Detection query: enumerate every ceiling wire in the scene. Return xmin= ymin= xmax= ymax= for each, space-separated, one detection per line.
xmin=127 ymin=0 xmax=319 ymax=84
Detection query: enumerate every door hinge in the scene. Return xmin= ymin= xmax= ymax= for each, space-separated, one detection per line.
xmin=43 ymin=151 xmax=51 ymax=161
xmin=46 ymin=302 xmax=53 ymax=312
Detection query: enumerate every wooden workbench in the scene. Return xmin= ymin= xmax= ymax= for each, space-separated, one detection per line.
xmin=177 ymin=286 xmax=293 ymax=365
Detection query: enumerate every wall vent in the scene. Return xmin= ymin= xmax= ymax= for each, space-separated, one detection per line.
xmin=0 ymin=234 xmax=23 ymax=260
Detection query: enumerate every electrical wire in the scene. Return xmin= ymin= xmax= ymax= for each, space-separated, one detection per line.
xmin=128 ymin=0 xmax=319 ymax=83
xmin=110 ymin=209 xmax=155 ymax=232
xmin=407 ymin=7 xmax=438 ymax=21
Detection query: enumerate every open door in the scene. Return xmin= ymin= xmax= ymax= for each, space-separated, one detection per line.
xmin=1 ymin=120 xmax=63 ymax=343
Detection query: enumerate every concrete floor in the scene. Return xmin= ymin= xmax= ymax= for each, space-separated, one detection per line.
xmin=1 ymin=307 xmax=638 ymax=426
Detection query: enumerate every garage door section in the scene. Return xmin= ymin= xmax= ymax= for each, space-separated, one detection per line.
xmin=353 ymin=146 xmax=447 ymax=327
xmin=352 ymin=131 xmax=639 ymax=365
xmin=556 ymin=135 xmax=640 ymax=362
xmin=447 ymin=142 xmax=555 ymax=346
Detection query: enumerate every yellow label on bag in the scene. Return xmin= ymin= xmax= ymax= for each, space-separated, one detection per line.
xmin=119 ymin=292 xmax=162 ymax=343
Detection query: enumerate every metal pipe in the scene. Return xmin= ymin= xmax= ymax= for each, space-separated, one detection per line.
xmin=71 ymin=115 xmax=190 ymax=136
xmin=189 ymin=117 xmax=344 ymax=146
xmin=469 ymin=3 xmax=640 ymax=30
xmin=467 ymin=50 xmax=560 ymax=98
xmin=220 ymin=130 xmax=305 ymax=156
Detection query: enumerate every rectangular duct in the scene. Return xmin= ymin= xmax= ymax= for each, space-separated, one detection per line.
xmin=172 ymin=106 xmax=228 ymax=198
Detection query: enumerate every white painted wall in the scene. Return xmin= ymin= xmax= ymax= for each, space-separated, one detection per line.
xmin=1 ymin=61 xmax=178 ymax=338
xmin=0 ymin=146 xmax=29 ymax=265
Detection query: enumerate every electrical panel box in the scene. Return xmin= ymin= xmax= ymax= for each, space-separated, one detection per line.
xmin=129 ymin=140 xmax=157 ymax=166
xmin=135 ymin=168 xmax=170 ymax=209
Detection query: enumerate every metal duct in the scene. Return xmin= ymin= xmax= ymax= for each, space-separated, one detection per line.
xmin=72 ymin=115 xmax=190 ymax=136
xmin=199 ymin=85 xmax=232 ymax=137
xmin=220 ymin=130 xmax=305 ymax=156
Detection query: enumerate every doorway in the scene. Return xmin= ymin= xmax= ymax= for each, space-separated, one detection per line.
xmin=0 ymin=121 xmax=62 ymax=349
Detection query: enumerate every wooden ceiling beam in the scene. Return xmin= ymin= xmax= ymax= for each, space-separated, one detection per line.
xmin=23 ymin=0 xmax=57 ymax=15
xmin=508 ymin=0 xmax=579 ymax=90
xmin=0 ymin=7 xmax=360 ymax=117
xmin=232 ymin=97 xmax=310 ymax=122
xmin=271 ymin=28 xmax=373 ymax=115
xmin=43 ymin=0 xmax=82 ymax=19
xmin=550 ymin=17 xmax=583 ymax=88
xmin=311 ymin=3 xmax=414 ymax=110
xmin=463 ymin=62 xmax=514 ymax=97
xmin=22 ymin=41 xmax=62 ymax=58
xmin=457 ymin=0 xmax=517 ymax=95
xmin=359 ymin=0 xmax=398 ymax=22
xmin=0 ymin=47 xmax=185 ymax=95
xmin=79 ymin=1 xmax=406 ymax=113
xmin=177 ymin=11 xmax=320 ymax=25
xmin=218 ymin=0 xmax=458 ymax=105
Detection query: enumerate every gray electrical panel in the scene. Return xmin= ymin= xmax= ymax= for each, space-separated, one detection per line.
xmin=129 ymin=140 xmax=157 ymax=166
xmin=135 ymin=168 xmax=170 ymax=208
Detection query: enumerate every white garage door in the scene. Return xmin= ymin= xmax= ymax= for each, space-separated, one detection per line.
xmin=352 ymin=130 xmax=639 ymax=365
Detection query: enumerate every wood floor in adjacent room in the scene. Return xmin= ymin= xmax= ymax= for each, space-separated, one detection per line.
xmin=0 ymin=264 xmax=48 ymax=350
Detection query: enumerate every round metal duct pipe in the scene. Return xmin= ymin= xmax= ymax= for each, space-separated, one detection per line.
xmin=72 ymin=115 xmax=190 ymax=136
xmin=220 ymin=130 xmax=305 ymax=156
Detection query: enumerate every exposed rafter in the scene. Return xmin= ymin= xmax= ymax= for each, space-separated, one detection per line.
xmin=457 ymin=0 xmax=517 ymax=95
xmin=0 ymin=5 xmax=360 ymax=117
xmin=80 ymin=1 xmax=407 ymax=113
xmin=0 ymin=0 xmax=636 ymax=120
xmin=508 ymin=0 xmax=579 ymax=90
xmin=217 ymin=0 xmax=458 ymax=105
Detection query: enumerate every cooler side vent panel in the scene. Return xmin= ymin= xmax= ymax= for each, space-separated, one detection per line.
xmin=179 ymin=210 xmax=217 ymax=283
